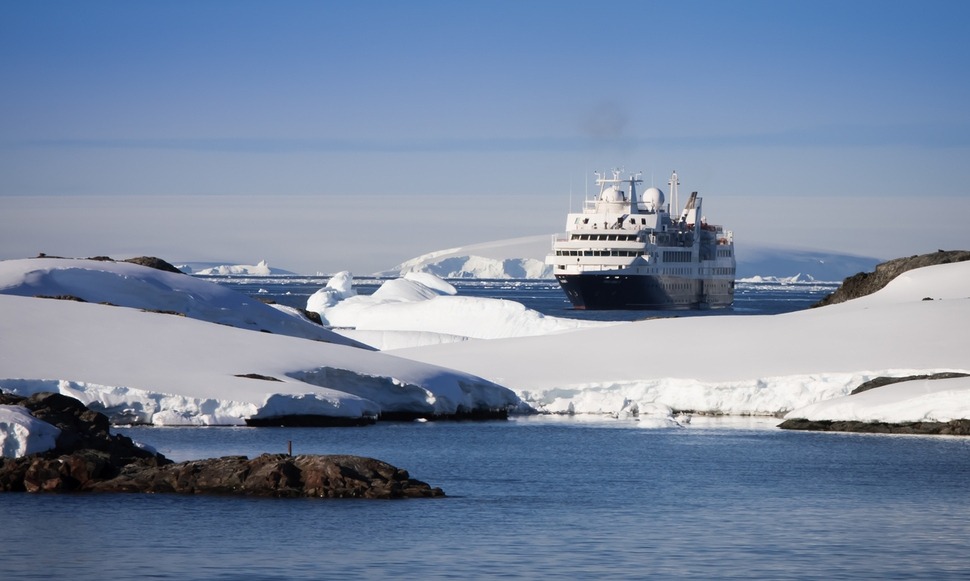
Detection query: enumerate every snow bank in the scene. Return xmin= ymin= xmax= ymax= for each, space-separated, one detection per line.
xmin=307 ymin=271 xmax=610 ymax=345
xmin=0 ymin=259 xmax=521 ymax=426
xmin=785 ymin=376 xmax=970 ymax=423
xmin=0 ymin=406 xmax=61 ymax=458
xmin=396 ymin=261 xmax=970 ymax=419
xmin=4 ymin=256 xmax=963 ymax=427
xmin=0 ymin=258 xmax=361 ymax=346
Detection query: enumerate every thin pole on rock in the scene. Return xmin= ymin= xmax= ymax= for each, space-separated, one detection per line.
xmin=288 ymin=440 xmax=292 ymax=456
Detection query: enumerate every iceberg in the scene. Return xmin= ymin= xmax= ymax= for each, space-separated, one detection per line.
xmin=306 ymin=271 xmax=612 ymax=348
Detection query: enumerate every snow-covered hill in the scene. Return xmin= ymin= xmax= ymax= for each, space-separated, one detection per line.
xmin=0 ymin=258 xmax=520 ymax=431
xmin=392 ymin=261 xmax=970 ymax=420
xmin=0 ymin=258 xmax=357 ymax=345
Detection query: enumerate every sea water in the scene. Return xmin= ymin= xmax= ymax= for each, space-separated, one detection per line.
xmin=4 ymin=281 xmax=968 ymax=579
xmin=200 ymin=275 xmax=840 ymax=320
xmin=2 ymin=418 xmax=969 ymax=580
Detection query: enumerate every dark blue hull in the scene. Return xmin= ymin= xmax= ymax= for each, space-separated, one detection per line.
xmin=556 ymin=273 xmax=734 ymax=310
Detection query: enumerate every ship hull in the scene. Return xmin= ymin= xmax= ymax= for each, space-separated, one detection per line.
xmin=556 ymin=273 xmax=734 ymax=310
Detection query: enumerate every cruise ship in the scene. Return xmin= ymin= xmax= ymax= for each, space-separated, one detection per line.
xmin=545 ymin=169 xmax=735 ymax=309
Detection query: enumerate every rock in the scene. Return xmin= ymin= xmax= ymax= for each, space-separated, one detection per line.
xmin=850 ymin=372 xmax=970 ymax=395
xmin=0 ymin=392 xmax=444 ymax=498
xmin=90 ymin=453 xmax=443 ymax=498
xmin=778 ymin=372 xmax=970 ymax=435
xmin=778 ymin=418 xmax=970 ymax=435
xmin=813 ymin=249 xmax=970 ymax=307
xmin=122 ymin=256 xmax=184 ymax=274
xmin=18 ymin=392 xmax=162 ymax=466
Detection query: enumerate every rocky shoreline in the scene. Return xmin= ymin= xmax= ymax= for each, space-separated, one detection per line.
xmin=778 ymin=418 xmax=970 ymax=436
xmin=812 ymin=249 xmax=970 ymax=307
xmin=0 ymin=391 xmax=444 ymax=498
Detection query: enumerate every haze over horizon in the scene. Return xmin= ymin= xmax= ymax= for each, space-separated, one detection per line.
xmin=2 ymin=1 xmax=968 ymax=274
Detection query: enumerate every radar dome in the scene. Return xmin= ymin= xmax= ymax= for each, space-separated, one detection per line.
xmin=641 ymin=187 xmax=665 ymax=210
xmin=600 ymin=186 xmax=624 ymax=202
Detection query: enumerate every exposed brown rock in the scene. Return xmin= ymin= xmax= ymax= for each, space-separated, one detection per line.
xmin=813 ymin=249 xmax=970 ymax=307
xmin=122 ymin=256 xmax=184 ymax=274
xmin=1 ymin=391 xmax=443 ymax=498
xmin=90 ymin=454 xmax=444 ymax=498
xmin=778 ymin=418 xmax=970 ymax=435
xmin=850 ymin=372 xmax=970 ymax=395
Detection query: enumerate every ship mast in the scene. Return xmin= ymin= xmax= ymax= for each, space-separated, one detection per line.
xmin=668 ymin=171 xmax=679 ymax=216
xmin=628 ymin=171 xmax=642 ymax=214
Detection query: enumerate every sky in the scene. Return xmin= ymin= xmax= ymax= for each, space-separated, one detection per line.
xmin=2 ymin=0 xmax=969 ymax=273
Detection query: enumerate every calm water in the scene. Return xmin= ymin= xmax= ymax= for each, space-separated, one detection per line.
xmin=2 ymin=418 xmax=969 ymax=580
xmin=200 ymin=275 xmax=840 ymax=320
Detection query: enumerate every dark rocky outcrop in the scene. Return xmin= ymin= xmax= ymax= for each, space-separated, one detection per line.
xmin=245 ymin=414 xmax=376 ymax=427
xmin=90 ymin=453 xmax=443 ymax=498
xmin=122 ymin=256 xmax=184 ymax=274
xmin=812 ymin=249 xmax=970 ymax=307
xmin=850 ymin=372 xmax=970 ymax=395
xmin=35 ymin=254 xmax=184 ymax=274
xmin=778 ymin=418 xmax=970 ymax=436
xmin=0 ymin=392 xmax=443 ymax=498
xmin=377 ymin=408 xmax=511 ymax=422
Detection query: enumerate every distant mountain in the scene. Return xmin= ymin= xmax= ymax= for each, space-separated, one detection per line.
xmin=735 ymin=245 xmax=881 ymax=282
xmin=377 ymin=235 xmax=882 ymax=282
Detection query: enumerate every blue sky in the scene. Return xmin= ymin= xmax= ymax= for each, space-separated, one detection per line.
xmin=2 ymin=1 xmax=969 ymax=272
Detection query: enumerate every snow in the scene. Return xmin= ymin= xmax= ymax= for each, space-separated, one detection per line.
xmin=307 ymin=271 xmax=611 ymax=346
xmin=0 ymin=405 xmax=61 ymax=458
xmin=192 ymin=259 xmax=273 ymax=276
xmin=2 ymin=255 xmax=967 ymax=445
xmin=393 ymin=261 xmax=970 ymax=421
xmin=785 ymin=376 xmax=970 ymax=423
xmin=0 ymin=258 xmax=362 ymax=347
xmin=306 ymin=271 xmax=358 ymax=311
xmin=375 ymin=235 xmax=554 ymax=279
xmin=179 ymin=260 xmax=295 ymax=275
xmin=0 ymin=259 xmax=520 ymax=434
xmin=739 ymin=274 xmax=819 ymax=284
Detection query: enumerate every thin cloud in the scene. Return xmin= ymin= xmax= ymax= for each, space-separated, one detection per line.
xmin=11 ymin=123 xmax=969 ymax=154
